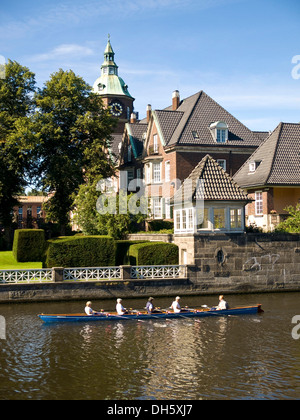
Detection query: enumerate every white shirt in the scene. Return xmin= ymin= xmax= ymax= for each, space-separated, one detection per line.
xmin=85 ymin=306 xmax=93 ymax=316
xmin=171 ymin=300 xmax=181 ymax=313
xmin=217 ymin=299 xmax=227 ymax=310
xmin=116 ymin=303 xmax=126 ymax=315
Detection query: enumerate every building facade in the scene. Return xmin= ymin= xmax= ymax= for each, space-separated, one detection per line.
xmin=233 ymin=122 xmax=300 ymax=231
xmin=119 ymin=89 xmax=267 ymax=220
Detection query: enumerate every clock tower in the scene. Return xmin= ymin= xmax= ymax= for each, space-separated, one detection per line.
xmin=93 ymin=35 xmax=135 ymax=134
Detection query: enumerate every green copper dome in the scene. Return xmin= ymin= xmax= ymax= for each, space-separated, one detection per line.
xmin=93 ymin=36 xmax=134 ymax=99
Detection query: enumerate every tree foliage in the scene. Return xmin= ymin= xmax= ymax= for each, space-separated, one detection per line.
xmin=276 ymin=204 xmax=300 ymax=234
xmin=0 ymin=60 xmax=36 ymax=227
xmin=21 ymin=69 xmax=116 ymax=234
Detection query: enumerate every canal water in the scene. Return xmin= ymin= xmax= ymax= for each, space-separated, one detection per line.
xmin=0 ymin=292 xmax=299 ymax=400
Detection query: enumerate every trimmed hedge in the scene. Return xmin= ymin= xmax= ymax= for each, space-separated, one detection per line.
xmin=45 ymin=236 xmax=115 ymax=268
xmin=115 ymin=240 xmax=150 ymax=265
xmin=13 ymin=229 xmax=46 ymax=262
xmin=128 ymin=242 xmax=179 ymax=266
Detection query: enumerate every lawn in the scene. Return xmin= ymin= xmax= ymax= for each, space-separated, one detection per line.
xmin=0 ymin=251 xmax=43 ymax=270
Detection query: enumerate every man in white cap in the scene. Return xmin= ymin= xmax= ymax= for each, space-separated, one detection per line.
xmin=116 ymin=298 xmax=128 ymax=315
xmin=171 ymin=296 xmax=182 ymax=313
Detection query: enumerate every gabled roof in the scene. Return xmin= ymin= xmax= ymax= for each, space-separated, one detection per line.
xmin=233 ymin=122 xmax=300 ymax=188
xmin=172 ymin=155 xmax=250 ymax=204
xmin=155 ymin=91 xmax=264 ymax=147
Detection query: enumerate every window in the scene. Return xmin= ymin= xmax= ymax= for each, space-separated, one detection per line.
xmin=182 ymin=209 xmax=187 ymax=230
xmin=230 ymin=208 xmax=242 ymax=229
xmin=127 ymin=145 xmax=132 ymax=162
xmin=210 ymin=121 xmax=228 ymax=144
xmin=197 ymin=207 xmax=209 ymax=230
xmin=249 ymin=161 xmax=262 ymax=173
xmin=255 ymin=192 xmax=263 ymax=215
xmin=153 ymin=163 xmax=161 ymax=183
xmin=18 ymin=207 xmax=23 ymax=221
xmin=192 ymin=131 xmax=199 ymax=140
xmin=146 ymin=164 xmax=151 ymax=184
xmin=165 ymin=161 xmax=171 ymax=182
xmin=153 ymin=134 xmax=158 ymax=153
xmin=188 ymin=208 xmax=194 ymax=231
xmin=175 ymin=210 xmax=181 ymax=231
xmin=127 ymin=170 xmax=134 ymax=187
xmin=214 ymin=208 xmax=226 ymax=229
xmin=217 ymin=159 xmax=226 ymax=171
xmin=217 ymin=129 xmax=227 ymax=143
xmin=136 ymin=168 xmax=141 ymax=179
xmin=153 ymin=198 xmax=162 ymax=219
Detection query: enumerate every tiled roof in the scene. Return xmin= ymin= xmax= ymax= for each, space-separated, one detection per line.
xmin=233 ymin=122 xmax=300 ymax=187
xmin=160 ymin=91 xmax=263 ymax=147
xmin=172 ymin=155 xmax=250 ymax=204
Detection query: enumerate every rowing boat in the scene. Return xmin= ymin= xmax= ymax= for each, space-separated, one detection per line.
xmin=38 ymin=304 xmax=263 ymax=323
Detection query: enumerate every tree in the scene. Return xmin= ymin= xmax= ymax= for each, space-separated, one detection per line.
xmin=0 ymin=60 xmax=36 ymax=227
xmin=73 ymin=182 xmax=147 ymax=239
xmin=23 ymin=69 xmax=116 ymax=235
xmin=276 ymin=204 xmax=300 ymax=234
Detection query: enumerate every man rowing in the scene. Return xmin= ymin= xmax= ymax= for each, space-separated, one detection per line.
xmin=215 ymin=295 xmax=229 ymax=311
xmin=146 ymin=297 xmax=162 ymax=314
xmin=171 ymin=296 xmax=189 ymax=313
xmin=85 ymin=301 xmax=100 ymax=316
xmin=116 ymin=298 xmax=129 ymax=315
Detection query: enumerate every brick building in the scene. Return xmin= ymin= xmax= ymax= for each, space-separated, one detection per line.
xmin=13 ymin=196 xmax=49 ymax=229
xmin=119 ymin=89 xmax=267 ymax=220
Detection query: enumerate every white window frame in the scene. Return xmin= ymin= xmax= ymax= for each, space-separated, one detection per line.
xmin=255 ymin=191 xmax=263 ymax=216
xmin=217 ymin=159 xmax=226 ymax=171
xmin=153 ymin=162 xmax=161 ymax=184
xmin=153 ymin=198 xmax=162 ymax=219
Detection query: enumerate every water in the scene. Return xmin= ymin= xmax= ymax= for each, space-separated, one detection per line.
xmin=0 ymin=293 xmax=300 ymax=400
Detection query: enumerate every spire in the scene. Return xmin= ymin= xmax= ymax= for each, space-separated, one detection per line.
xmin=101 ymin=35 xmax=118 ymax=76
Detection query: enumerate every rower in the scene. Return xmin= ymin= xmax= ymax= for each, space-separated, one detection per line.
xmin=116 ymin=298 xmax=128 ymax=315
xmin=216 ymin=295 xmax=229 ymax=311
xmin=171 ymin=296 xmax=189 ymax=313
xmin=146 ymin=297 xmax=162 ymax=314
xmin=85 ymin=301 xmax=99 ymax=316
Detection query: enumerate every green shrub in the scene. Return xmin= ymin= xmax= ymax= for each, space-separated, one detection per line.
xmin=129 ymin=242 xmax=179 ymax=266
xmin=45 ymin=235 xmax=115 ymax=268
xmin=12 ymin=229 xmax=46 ymax=262
xmin=115 ymin=240 xmax=149 ymax=265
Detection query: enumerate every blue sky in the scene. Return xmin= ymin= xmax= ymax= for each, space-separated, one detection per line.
xmin=1 ymin=0 xmax=300 ymax=131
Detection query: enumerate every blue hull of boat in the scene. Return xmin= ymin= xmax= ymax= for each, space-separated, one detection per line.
xmin=38 ymin=305 xmax=263 ymax=323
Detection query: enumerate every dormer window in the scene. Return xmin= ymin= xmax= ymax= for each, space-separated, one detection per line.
xmin=210 ymin=121 xmax=229 ymax=144
xmin=249 ymin=161 xmax=262 ymax=173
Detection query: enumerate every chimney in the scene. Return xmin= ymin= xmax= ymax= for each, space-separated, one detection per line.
xmin=147 ymin=104 xmax=152 ymax=123
xmin=130 ymin=112 xmax=137 ymax=124
xmin=172 ymin=90 xmax=180 ymax=110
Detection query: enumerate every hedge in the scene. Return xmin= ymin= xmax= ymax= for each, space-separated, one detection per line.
xmin=128 ymin=242 xmax=179 ymax=266
xmin=13 ymin=229 xmax=46 ymax=262
xmin=45 ymin=236 xmax=115 ymax=268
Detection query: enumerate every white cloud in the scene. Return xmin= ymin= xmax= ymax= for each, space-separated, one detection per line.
xmin=30 ymin=44 xmax=94 ymax=62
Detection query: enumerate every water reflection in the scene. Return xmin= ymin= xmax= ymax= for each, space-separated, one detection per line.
xmin=0 ymin=293 xmax=300 ymax=399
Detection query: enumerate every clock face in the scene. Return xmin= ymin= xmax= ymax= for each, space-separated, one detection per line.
xmin=110 ymin=101 xmax=123 ymax=117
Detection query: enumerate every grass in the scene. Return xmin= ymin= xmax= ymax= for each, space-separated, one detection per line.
xmin=0 ymin=251 xmax=43 ymax=270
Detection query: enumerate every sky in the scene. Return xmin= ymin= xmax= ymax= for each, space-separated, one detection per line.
xmin=1 ymin=0 xmax=300 ymax=131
